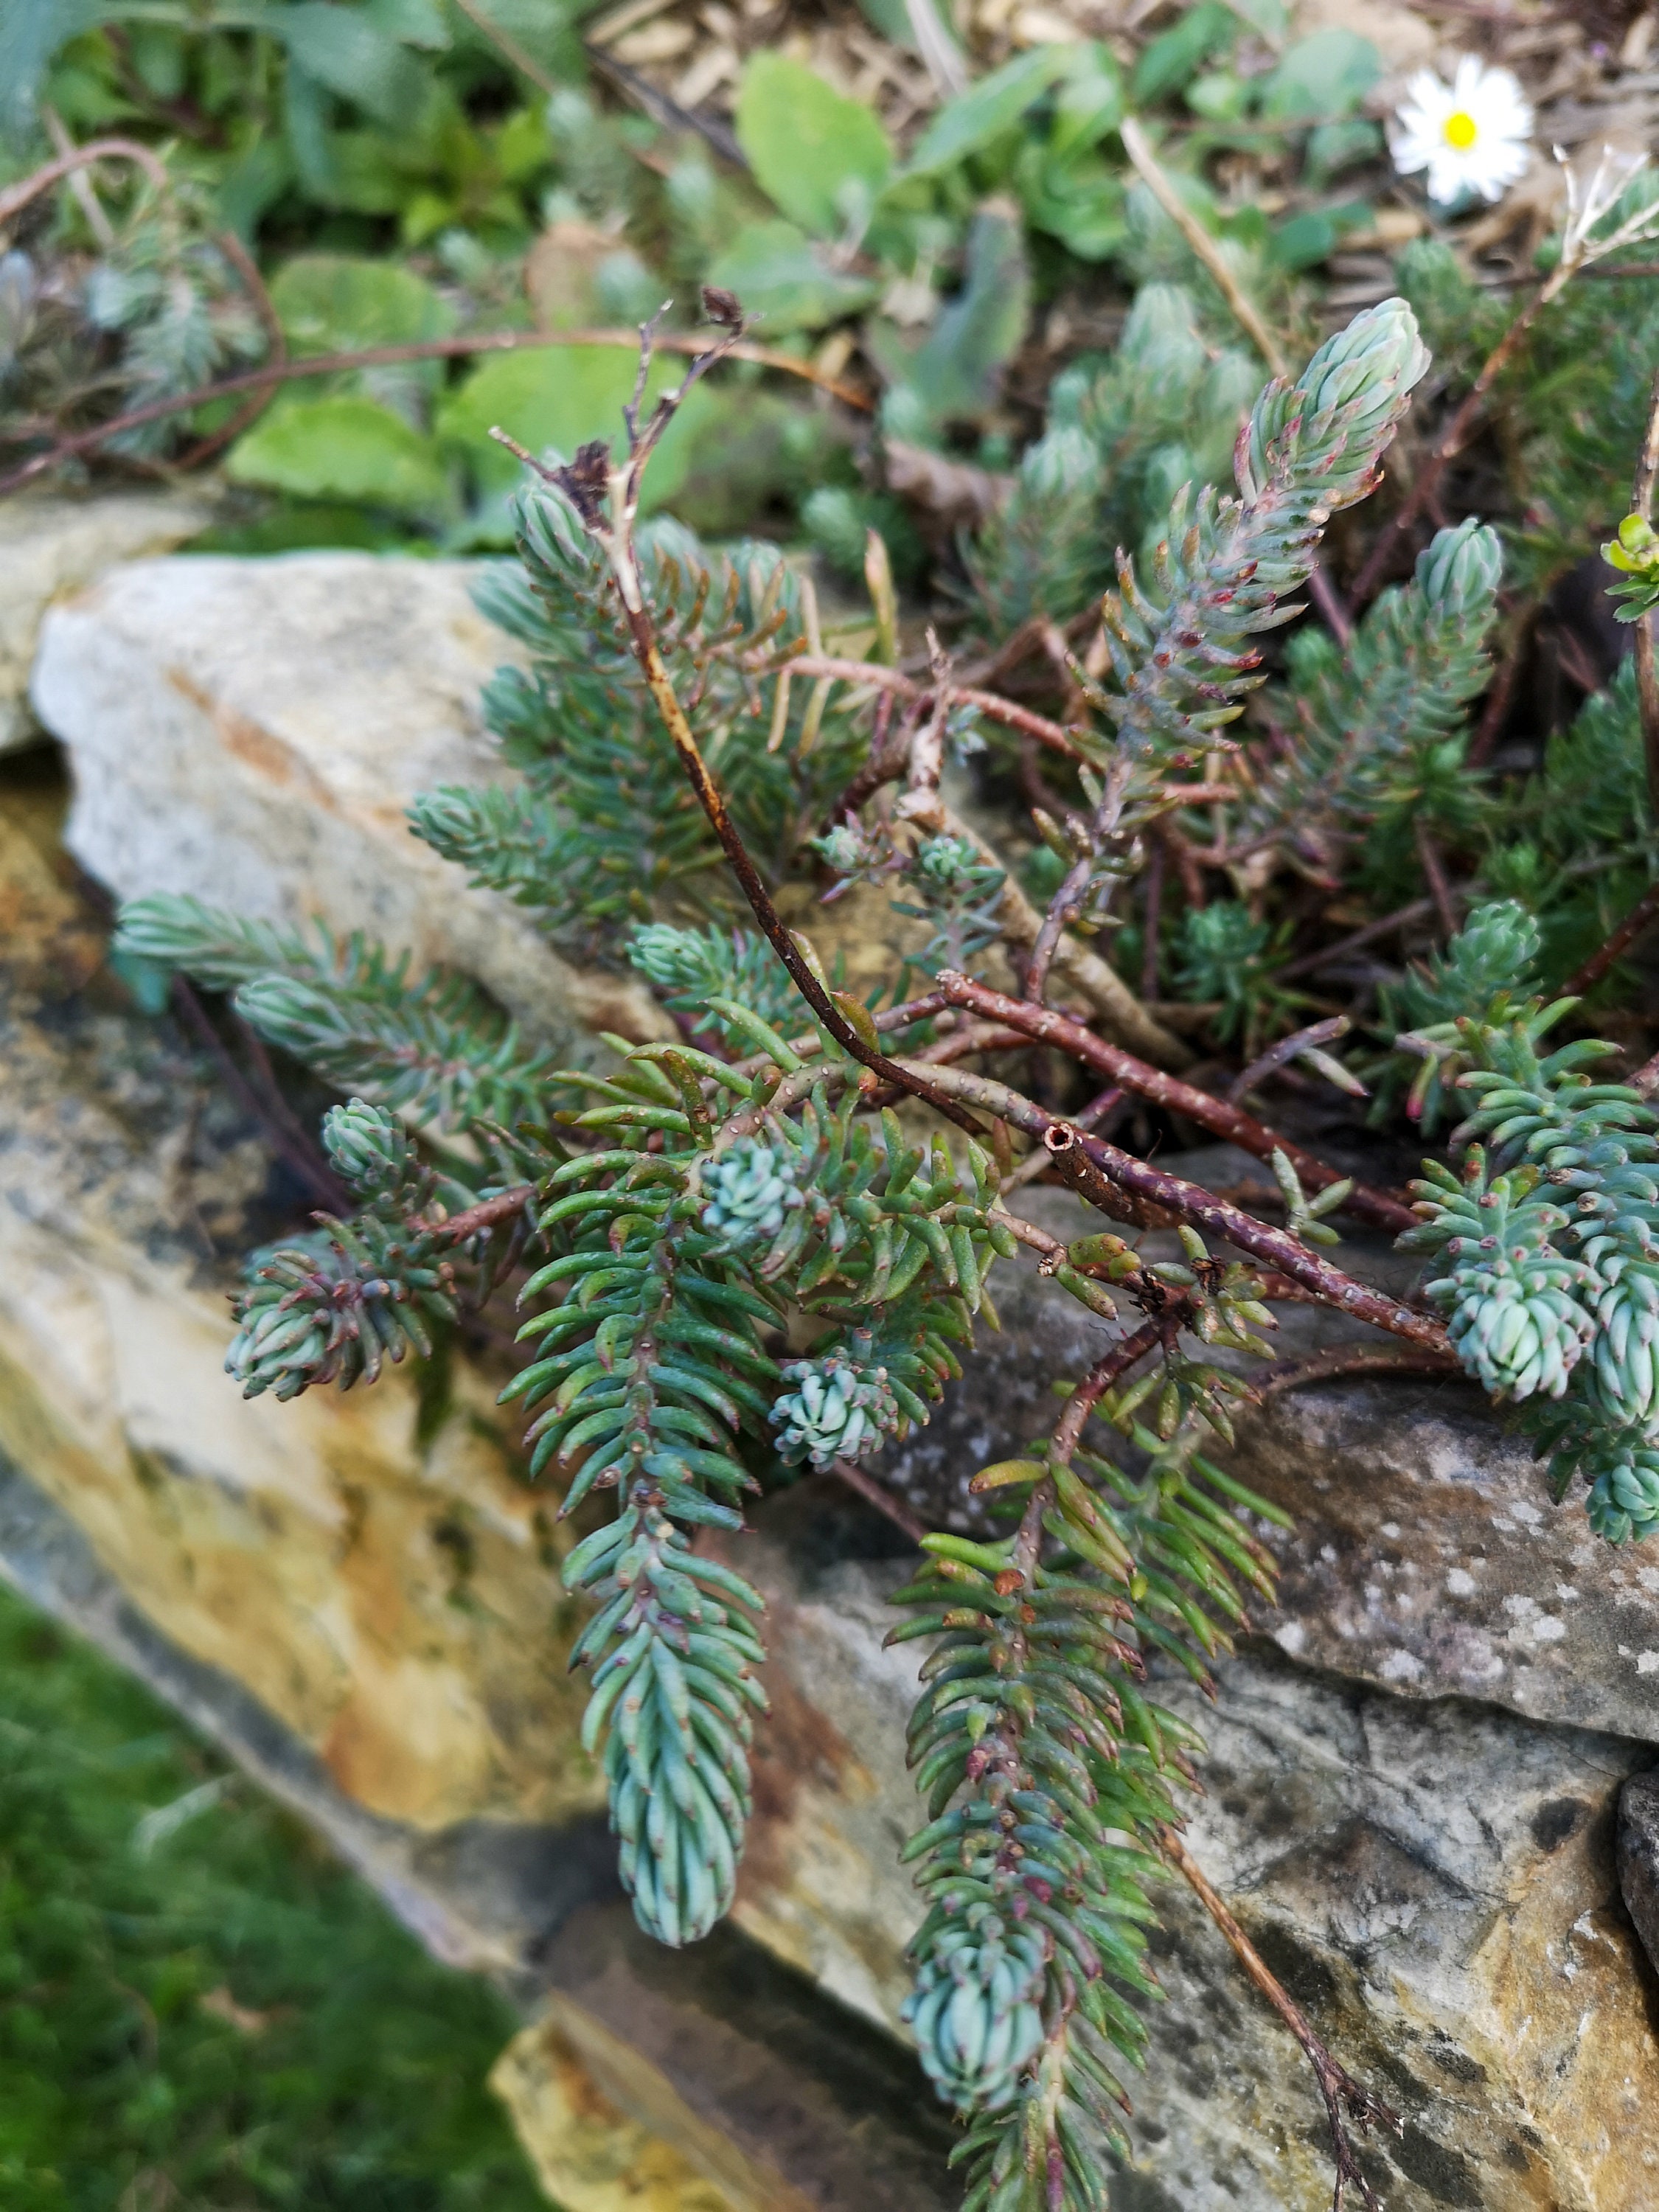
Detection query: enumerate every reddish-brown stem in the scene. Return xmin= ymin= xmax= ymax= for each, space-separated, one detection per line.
xmin=555 ymin=329 xmax=983 ymax=1139
xmin=1159 ymin=1825 xmax=1399 ymax=2212
xmin=934 ymin=974 xmax=1415 ymax=1236
xmin=1465 ymin=629 xmax=1522 ymax=769
xmin=1256 ymin=1343 xmax=1461 ymax=1397
xmin=782 ymin=656 xmax=1082 ymax=761
xmin=170 ymin=980 xmax=347 ymax=1213
xmin=619 ymin=611 xmax=982 ymax=1134
xmin=1304 ymin=561 xmax=1352 ymax=647
xmin=1413 ymin=818 xmax=1459 ymax=940
xmin=1051 ymin=1318 xmax=1172 ymax=1461
xmin=1002 ymin=1079 xmax=1125 ymax=1192
xmin=1229 ymin=1015 xmax=1354 ymax=1107
xmin=1561 ymin=879 xmax=1659 ymax=998
xmin=1348 ymin=285 xmax=1553 ymax=611
xmin=231 ymin=1013 xmax=341 ymax=1194
xmin=1141 ymin=836 xmax=1166 ymax=1001
xmin=908 ymin=1023 xmax=1032 ymax=1067
xmin=897 ymin=1060 xmax=1450 ymax=1352
xmin=0 ymin=326 xmax=869 ymax=498
xmin=1027 ymin=759 xmax=1131 ymax=1007
xmin=828 ymin=1455 xmax=929 ymax=1544
xmin=0 ymin=136 xmax=170 ymax=229
xmin=174 ymin=230 xmax=288 ymax=470
xmin=417 ymin=1185 xmax=538 ymax=1242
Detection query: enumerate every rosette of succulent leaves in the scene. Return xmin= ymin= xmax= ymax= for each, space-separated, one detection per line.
xmin=114 ymin=283 xmax=1659 ymax=2212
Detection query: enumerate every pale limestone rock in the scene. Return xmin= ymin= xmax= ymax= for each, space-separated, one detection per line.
xmin=29 ymin=551 xmax=667 ymax=1054
xmin=0 ymin=490 xmax=216 ymax=754
xmin=0 ymin=771 xmax=602 ymax=1834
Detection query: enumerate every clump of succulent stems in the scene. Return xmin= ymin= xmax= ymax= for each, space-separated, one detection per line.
xmin=114 ymin=251 xmax=1659 ymax=2212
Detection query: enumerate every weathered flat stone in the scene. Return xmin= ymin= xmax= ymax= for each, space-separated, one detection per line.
xmin=30 ymin=551 xmax=665 ymax=1051
xmin=0 ymin=490 xmax=215 ymax=754
xmin=0 ymin=759 xmax=971 ymax=2211
xmin=535 ymin=1902 xmax=958 ymax=2212
xmin=0 ymin=1444 xmax=960 ymax=2211
xmin=1232 ymin=1375 xmax=1659 ymax=1742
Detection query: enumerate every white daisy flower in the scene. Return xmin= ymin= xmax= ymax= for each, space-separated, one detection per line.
xmin=1391 ymin=55 xmax=1533 ymax=209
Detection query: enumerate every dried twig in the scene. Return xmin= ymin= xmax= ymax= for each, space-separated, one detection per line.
xmin=1159 ymin=1824 xmax=1400 ymax=2212
xmin=170 ymin=980 xmax=347 ymax=1213
xmin=1413 ymin=818 xmax=1459 ymax=941
xmin=1304 ymin=561 xmax=1353 ymax=647
xmin=1256 ymin=1342 xmax=1461 ymax=1397
xmin=1051 ymin=1318 xmax=1175 ymax=1460
xmin=1229 ymin=1015 xmax=1363 ymax=1107
xmin=175 ymin=229 xmax=288 ymax=470
xmin=1140 ymin=835 xmax=1166 ymax=1002
xmin=782 ymin=655 xmax=1082 ymax=761
xmin=828 ymin=1455 xmax=929 ymax=1544
xmin=1002 ymin=1080 xmax=1124 ymax=1192
xmin=1027 ymin=759 xmax=1132 ymax=1007
xmin=1120 ymin=119 xmax=1289 ymax=378
xmin=416 ymin=1185 xmax=538 ymax=1242
xmin=1464 ymin=623 xmax=1523 ymax=770
xmin=0 ymin=136 xmax=170 ymax=231
xmin=935 ymin=813 xmax=1192 ymax=1066
xmin=1 ymin=323 xmax=868 ymax=498
xmin=1276 ymin=899 xmax=1436 ymax=982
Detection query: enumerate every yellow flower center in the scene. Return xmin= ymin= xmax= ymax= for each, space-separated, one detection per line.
xmin=1442 ymin=109 xmax=1478 ymax=151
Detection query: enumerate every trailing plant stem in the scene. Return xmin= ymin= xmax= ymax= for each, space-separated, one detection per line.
xmin=934 ymin=973 xmax=1414 ymax=1234
xmin=894 ymin=1060 xmax=1451 ymax=1352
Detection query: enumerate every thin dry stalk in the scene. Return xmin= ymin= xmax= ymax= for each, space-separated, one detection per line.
xmin=1159 ymin=1825 xmax=1400 ymax=2212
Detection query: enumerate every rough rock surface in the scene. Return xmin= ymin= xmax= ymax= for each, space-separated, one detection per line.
xmin=1619 ymin=1770 xmax=1659 ymax=1978
xmin=0 ymin=756 xmax=960 ymax=2208
xmin=884 ymin=1175 xmax=1659 ymax=1744
xmin=491 ymin=2018 xmax=736 ymax=2212
xmin=720 ymin=1482 xmax=1659 ymax=2212
xmin=0 ymin=490 xmax=216 ymax=753
xmin=29 ymin=550 xmax=665 ymax=1051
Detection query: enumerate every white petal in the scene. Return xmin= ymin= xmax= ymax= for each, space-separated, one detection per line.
xmin=1452 ymin=52 xmax=1485 ymax=105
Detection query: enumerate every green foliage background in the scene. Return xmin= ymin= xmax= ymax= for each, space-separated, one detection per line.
xmin=0 ymin=1580 xmax=546 ymax=2212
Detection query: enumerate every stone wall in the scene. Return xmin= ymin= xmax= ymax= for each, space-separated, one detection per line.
xmin=8 ymin=533 xmax=1659 ymax=2211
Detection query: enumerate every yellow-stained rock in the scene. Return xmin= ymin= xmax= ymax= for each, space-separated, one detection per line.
xmin=0 ymin=761 xmax=600 ymax=1837
xmin=490 ymin=2019 xmax=734 ymax=2212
